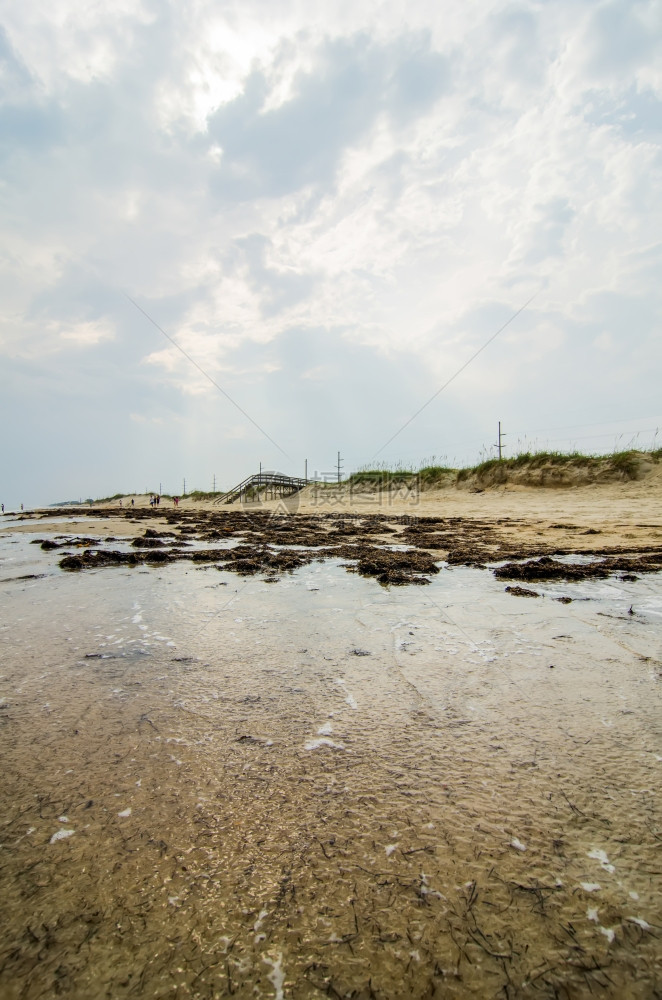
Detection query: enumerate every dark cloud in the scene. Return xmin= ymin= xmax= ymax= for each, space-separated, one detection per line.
xmin=207 ymin=32 xmax=450 ymax=199
xmin=587 ymin=0 xmax=659 ymax=76
xmin=0 ymin=25 xmax=33 ymax=96
xmin=490 ymin=6 xmax=545 ymax=88
xmin=232 ymin=233 xmax=316 ymax=317
xmin=0 ymin=101 xmax=66 ymax=162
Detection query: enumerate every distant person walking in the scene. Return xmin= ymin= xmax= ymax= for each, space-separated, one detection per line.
xmin=1 ymin=503 xmax=4 ymax=514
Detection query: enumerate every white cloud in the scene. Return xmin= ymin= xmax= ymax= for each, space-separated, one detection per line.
xmin=593 ymin=332 xmax=614 ymax=351
xmin=130 ymin=412 xmax=164 ymax=424
xmin=0 ymin=0 xmax=660 ymax=503
xmin=59 ymin=319 xmax=115 ymax=345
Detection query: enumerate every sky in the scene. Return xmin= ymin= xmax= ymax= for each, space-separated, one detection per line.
xmin=0 ymin=0 xmax=661 ymax=506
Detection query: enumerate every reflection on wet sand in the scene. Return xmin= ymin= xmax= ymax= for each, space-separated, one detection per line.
xmin=0 ymin=520 xmax=660 ymax=999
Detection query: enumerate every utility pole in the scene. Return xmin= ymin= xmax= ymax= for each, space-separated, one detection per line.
xmin=159 ymin=482 xmax=162 ymax=496
xmin=337 ymin=451 xmax=343 ymax=483
xmin=213 ymin=473 xmax=216 ymax=493
xmin=183 ymin=477 xmax=186 ymax=496
xmin=494 ymin=422 xmax=506 ymax=460
xmin=304 ymin=459 xmax=308 ymax=483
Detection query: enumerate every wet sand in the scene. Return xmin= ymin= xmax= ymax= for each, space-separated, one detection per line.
xmin=1 ymin=491 xmax=661 ymax=998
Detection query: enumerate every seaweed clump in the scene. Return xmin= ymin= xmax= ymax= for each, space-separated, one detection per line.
xmin=505 ymin=585 xmax=540 ymax=598
xmin=59 ymin=549 xmax=175 ymax=571
xmin=343 ymin=547 xmax=440 ymax=585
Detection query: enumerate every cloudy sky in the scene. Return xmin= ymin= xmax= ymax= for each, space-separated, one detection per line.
xmin=1 ymin=0 xmax=661 ymax=505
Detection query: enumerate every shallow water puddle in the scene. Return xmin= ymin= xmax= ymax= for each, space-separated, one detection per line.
xmin=0 ymin=529 xmax=660 ymax=998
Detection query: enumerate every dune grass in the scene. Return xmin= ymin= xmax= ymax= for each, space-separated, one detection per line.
xmin=461 ymin=452 xmax=638 ymax=482
xmin=417 ymin=465 xmax=456 ymax=484
xmin=348 ymin=469 xmax=415 ymax=484
xmin=350 ymin=449 xmax=651 ymax=485
xmin=95 ymin=492 xmax=130 ymax=503
xmin=349 ymin=459 xmax=454 ymax=487
xmin=186 ymin=490 xmax=225 ymax=500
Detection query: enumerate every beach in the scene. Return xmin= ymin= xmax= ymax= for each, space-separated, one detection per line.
xmin=1 ymin=467 xmax=661 ymax=998
xmin=5 ymin=0 xmax=661 ymax=992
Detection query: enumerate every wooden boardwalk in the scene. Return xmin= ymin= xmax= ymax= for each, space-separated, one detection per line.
xmin=215 ymin=472 xmax=311 ymax=505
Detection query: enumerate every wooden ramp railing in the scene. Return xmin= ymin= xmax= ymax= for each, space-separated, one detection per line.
xmin=215 ymin=472 xmax=311 ymax=505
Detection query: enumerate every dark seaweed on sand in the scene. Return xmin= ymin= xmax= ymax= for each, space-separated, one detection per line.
xmin=47 ymin=506 xmax=662 ymax=587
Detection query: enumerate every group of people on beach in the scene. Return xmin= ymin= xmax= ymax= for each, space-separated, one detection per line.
xmin=148 ymin=494 xmax=181 ymax=507
xmin=114 ymin=495 xmax=181 ymax=508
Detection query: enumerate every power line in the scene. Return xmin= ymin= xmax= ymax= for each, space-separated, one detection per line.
xmin=373 ymin=291 xmax=539 ymax=458
xmin=125 ymin=293 xmax=290 ymax=460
